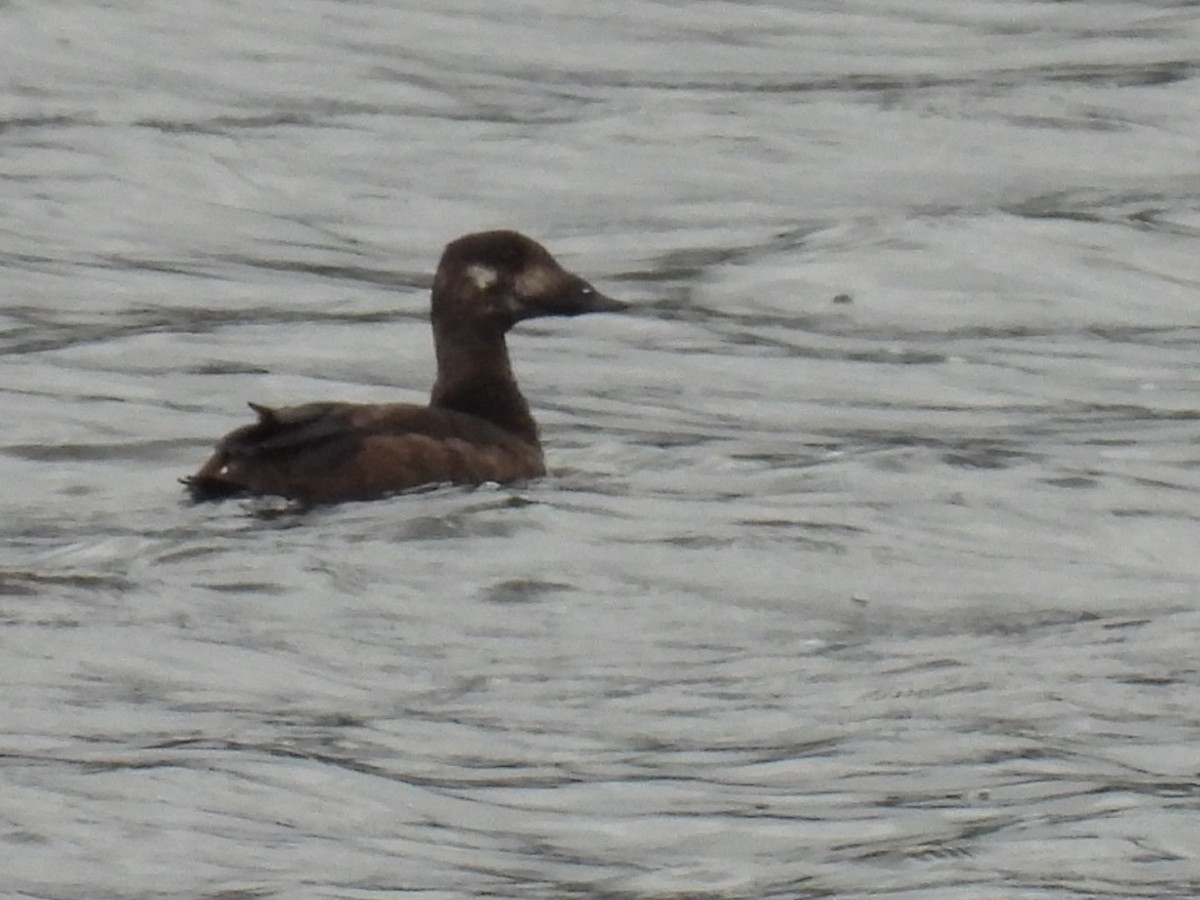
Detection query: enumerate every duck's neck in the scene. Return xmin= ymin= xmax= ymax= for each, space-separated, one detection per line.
xmin=430 ymin=325 xmax=539 ymax=445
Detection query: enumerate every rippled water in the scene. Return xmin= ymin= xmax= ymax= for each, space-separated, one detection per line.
xmin=3 ymin=1 xmax=1200 ymax=897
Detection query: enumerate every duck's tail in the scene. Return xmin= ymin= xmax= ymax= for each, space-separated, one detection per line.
xmin=181 ymin=448 xmax=245 ymax=502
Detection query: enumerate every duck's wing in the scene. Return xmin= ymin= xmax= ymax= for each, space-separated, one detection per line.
xmin=183 ymin=401 xmax=543 ymax=504
xmin=183 ymin=402 xmax=361 ymax=502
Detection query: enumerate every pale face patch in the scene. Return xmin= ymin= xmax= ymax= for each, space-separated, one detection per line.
xmin=514 ymin=264 xmax=560 ymax=300
xmin=466 ymin=263 xmax=499 ymax=291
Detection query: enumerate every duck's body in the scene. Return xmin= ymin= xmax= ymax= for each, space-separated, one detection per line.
xmin=185 ymin=230 xmax=624 ymax=505
xmin=186 ymin=400 xmax=545 ymax=504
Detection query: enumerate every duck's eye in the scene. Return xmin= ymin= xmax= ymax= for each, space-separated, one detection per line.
xmin=580 ymin=285 xmax=594 ymax=297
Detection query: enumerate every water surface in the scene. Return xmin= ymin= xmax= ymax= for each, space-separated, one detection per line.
xmin=3 ymin=1 xmax=1200 ymax=897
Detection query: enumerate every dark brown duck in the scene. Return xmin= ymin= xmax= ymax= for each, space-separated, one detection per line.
xmin=185 ymin=230 xmax=625 ymax=504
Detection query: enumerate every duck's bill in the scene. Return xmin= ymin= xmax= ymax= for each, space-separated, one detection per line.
xmin=577 ymin=289 xmax=627 ymax=313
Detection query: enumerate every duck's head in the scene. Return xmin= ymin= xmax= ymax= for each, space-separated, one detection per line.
xmin=432 ymin=230 xmax=626 ymax=332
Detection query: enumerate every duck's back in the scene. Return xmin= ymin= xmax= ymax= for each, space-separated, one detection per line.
xmin=185 ymin=401 xmax=545 ymax=504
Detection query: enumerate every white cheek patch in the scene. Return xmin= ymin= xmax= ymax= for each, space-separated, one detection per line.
xmin=466 ymin=263 xmax=499 ymax=291
xmin=515 ymin=265 xmax=557 ymax=298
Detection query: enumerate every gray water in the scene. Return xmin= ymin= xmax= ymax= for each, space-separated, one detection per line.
xmin=3 ymin=1 xmax=1200 ymax=897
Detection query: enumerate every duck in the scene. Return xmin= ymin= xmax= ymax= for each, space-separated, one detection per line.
xmin=184 ymin=230 xmax=625 ymax=504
